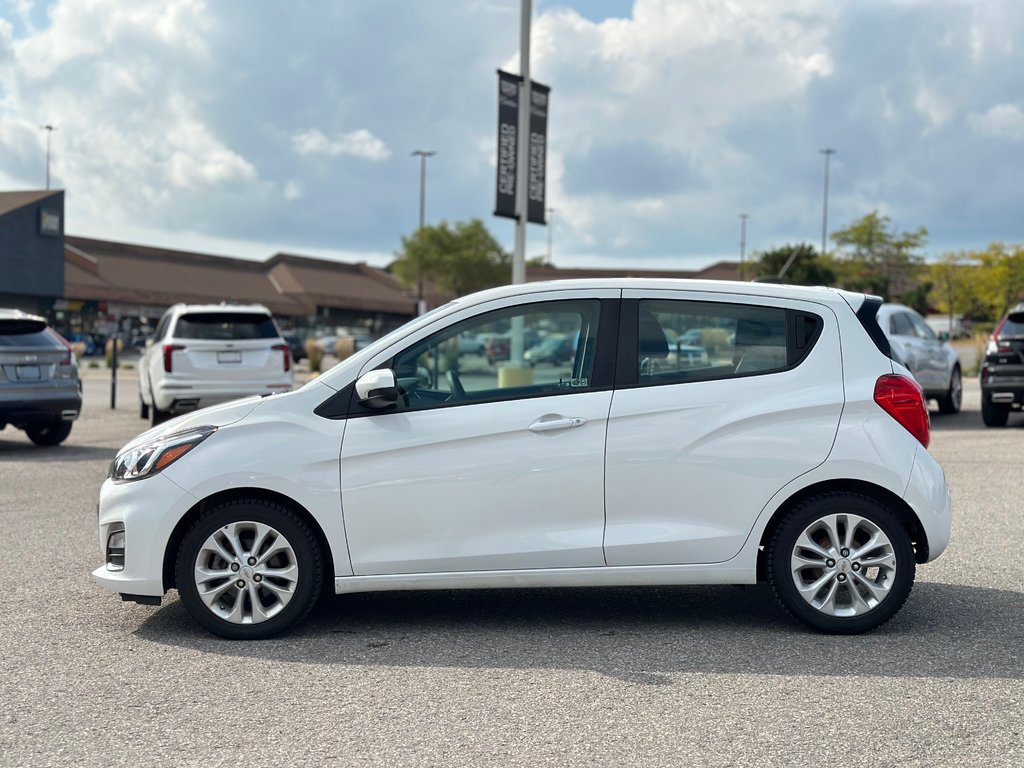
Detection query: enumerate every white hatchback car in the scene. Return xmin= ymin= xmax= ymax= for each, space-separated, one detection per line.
xmin=96 ymin=280 xmax=951 ymax=639
xmin=138 ymin=303 xmax=293 ymax=426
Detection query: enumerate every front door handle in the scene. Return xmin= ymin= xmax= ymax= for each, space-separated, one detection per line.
xmin=529 ymin=416 xmax=586 ymax=433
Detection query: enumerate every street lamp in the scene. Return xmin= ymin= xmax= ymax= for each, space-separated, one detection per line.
xmin=819 ymin=148 xmax=836 ymax=257
xmin=411 ymin=149 xmax=436 ymax=315
xmin=41 ymin=124 xmax=57 ymax=189
xmin=738 ymin=213 xmax=749 ymax=280
xmin=545 ymin=207 xmax=556 ymax=262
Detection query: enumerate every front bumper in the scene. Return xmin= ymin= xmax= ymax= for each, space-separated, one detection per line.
xmin=92 ymin=473 xmax=199 ymax=598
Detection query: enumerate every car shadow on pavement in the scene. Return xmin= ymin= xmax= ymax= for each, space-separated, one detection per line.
xmin=133 ymin=581 xmax=1024 ymax=684
xmin=0 ymin=439 xmax=116 ymax=461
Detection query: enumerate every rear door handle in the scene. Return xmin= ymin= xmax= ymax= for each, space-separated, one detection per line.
xmin=529 ymin=416 xmax=586 ymax=433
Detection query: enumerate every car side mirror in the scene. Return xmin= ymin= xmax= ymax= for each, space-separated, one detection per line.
xmin=937 ymin=331 xmax=950 ymax=342
xmin=355 ymin=368 xmax=399 ymax=409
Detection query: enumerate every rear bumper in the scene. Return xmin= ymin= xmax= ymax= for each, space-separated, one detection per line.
xmin=0 ymin=393 xmax=82 ymax=427
xmin=903 ymin=446 xmax=952 ymax=563
xmin=981 ymin=371 xmax=1024 ymax=406
xmin=154 ymin=379 xmax=292 ymax=413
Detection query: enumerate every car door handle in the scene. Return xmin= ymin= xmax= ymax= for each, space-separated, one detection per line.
xmin=529 ymin=417 xmax=586 ymax=433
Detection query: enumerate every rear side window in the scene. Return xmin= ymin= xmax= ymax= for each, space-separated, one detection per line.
xmin=173 ymin=312 xmax=279 ymax=340
xmin=633 ymin=300 xmax=821 ymax=386
xmin=0 ymin=319 xmax=62 ymax=348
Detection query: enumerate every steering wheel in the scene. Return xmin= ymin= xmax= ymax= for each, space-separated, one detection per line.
xmin=446 ymin=369 xmax=466 ymax=400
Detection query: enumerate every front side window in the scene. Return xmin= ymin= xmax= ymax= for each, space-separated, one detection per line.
xmin=635 ymin=299 xmax=811 ymax=386
xmin=389 ymin=300 xmax=601 ymax=411
xmin=174 ymin=312 xmax=279 ymax=340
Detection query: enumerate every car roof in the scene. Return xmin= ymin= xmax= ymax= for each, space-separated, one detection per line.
xmin=446 ymin=279 xmax=870 ymax=312
xmin=0 ymin=308 xmax=47 ymax=323
xmin=169 ymin=303 xmax=273 ymax=314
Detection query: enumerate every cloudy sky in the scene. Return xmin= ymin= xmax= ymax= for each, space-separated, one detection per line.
xmin=1 ymin=0 xmax=1022 ymax=270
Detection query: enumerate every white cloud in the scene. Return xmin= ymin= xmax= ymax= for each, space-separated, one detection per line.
xmin=283 ymin=180 xmax=303 ymax=201
xmin=969 ymin=104 xmax=1024 ymax=142
xmin=291 ymin=128 xmax=391 ymax=161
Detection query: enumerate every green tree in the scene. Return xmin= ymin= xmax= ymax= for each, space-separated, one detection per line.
xmin=974 ymin=243 xmax=1024 ymax=319
xmin=749 ymin=243 xmax=836 ymax=286
xmin=928 ymin=252 xmax=987 ymax=321
xmin=831 ymin=211 xmax=928 ymax=300
xmin=393 ymin=219 xmax=511 ymax=297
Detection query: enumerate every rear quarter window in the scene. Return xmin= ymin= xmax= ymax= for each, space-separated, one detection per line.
xmin=173 ymin=312 xmax=279 ymax=340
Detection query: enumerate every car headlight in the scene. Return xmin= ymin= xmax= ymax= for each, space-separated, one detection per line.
xmin=110 ymin=425 xmax=217 ymax=483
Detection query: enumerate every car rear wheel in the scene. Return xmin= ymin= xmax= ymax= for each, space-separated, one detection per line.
xmin=981 ymin=396 xmax=1010 ymax=427
xmin=767 ymin=493 xmax=915 ymax=634
xmin=937 ymin=366 xmax=962 ymax=414
xmin=175 ymin=499 xmax=324 ymax=640
xmin=139 ymin=394 xmax=149 ymax=420
xmin=25 ymin=421 xmax=72 ymax=446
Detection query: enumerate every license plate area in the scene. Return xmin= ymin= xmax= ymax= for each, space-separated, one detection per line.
xmin=217 ymin=351 xmax=242 ymax=364
xmin=16 ymin=365 xmax=41 ymax=380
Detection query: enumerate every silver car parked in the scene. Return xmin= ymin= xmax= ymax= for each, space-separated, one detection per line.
xmin=878 ymin=303 xmax=962 ymax=414
xmin=0 ymin=309 xmax=81 ymax=446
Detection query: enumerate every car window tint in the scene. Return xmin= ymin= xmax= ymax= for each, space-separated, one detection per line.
xmin=390 ymin=300 xmax=601 ymax=411
xmin=0 ymin=320 xmax=62 ymax=348
xmin=636 ymin=300 xmax=791 ymax=385
xmin=174 ymin=312 xmax=279 ymax=340
xmin=890 ymin=313 xmax=914 ymax=336
xmin=153 ymin=313 xmax=171 ymax=341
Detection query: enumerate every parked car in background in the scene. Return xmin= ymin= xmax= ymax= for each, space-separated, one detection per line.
xmin=138 ymin=303 xmax=293 ymax=426
xmin=877 ymin=303 xmax=962 ymax=414
xmin=283 ymin=335 xmax=307 ymax=364
xmin=524 ymin=335 xmax=575 ymax=367
xmin=924 ymin=314 xmax=970 ymax=340
xmin=0 ymin=309 xmax=81 ymax=446
xmin=979 ymin=303 xmax=1024 ymax=427
xmin=95 ymin=280 xmax=950 ymax=639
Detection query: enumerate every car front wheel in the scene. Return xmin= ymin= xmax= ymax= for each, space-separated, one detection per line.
xmin=767 ymin=493 xmax=915 ymax=634
xmin=175 ymin=499 xmax=324 ymax=639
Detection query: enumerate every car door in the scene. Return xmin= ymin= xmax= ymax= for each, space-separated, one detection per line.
xmin=140 ymin=312 xmax=171 ymax=404
xmin=339 ymin=290 xmax=618 ymax=576
xmin=906 ymin=311 xmax=948 ymax=391
xmin=603 ymin=291 xmax=844 ymax=566
xmin=888 ymin=311 xmax=930 ymax=385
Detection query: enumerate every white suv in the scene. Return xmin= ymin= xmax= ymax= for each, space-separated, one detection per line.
xmin=98 ymin=280 xmax=951 ymax=638
xmin=138 ymin=303 xmax=292 ymax=425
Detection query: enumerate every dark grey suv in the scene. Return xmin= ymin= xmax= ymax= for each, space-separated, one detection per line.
xmin=980 ymin=303 xmax=1024 ymax=427
xmin=0 ymin=309 xmax=82 ymax=446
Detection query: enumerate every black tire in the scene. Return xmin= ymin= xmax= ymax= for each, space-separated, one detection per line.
xmin=936 ymin=366 xmax=962 ymax=414
xmin=25 ymin=421 xmax=72 ymax=446
xmin=981 ymin=396 xmax=1010 ymax=427
xmin=139 ymin=394 xmax=150 ymax=420
xmin=151 ymin=403 xmax=169 ymax=427
xmin=175 ymin=498 xmax=324 ymax=640
xmin=766 ymin=493 xmax=915 ymax=634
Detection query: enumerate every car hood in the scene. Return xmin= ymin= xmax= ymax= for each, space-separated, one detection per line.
xmin=119 ymin=396 xmax=265 ymax=452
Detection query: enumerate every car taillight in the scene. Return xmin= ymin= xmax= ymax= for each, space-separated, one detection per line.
xmin=272 ymin=343 xmax=290 ymax=372
xmin=163 ymin=344 xmax=185 ymax=372
xmin=874 ymin=374 xmax=930 ymax=448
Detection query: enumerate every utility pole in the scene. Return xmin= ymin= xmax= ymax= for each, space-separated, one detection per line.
xmin=546 ymin=207 xmax=555 ymax=262
xmin=738 ymin=213 xmax=749 ymax=281
xmin=820 ymin=148 xmax=836 ymax=258
xmin=411 ymin=149 xmax=436 ymax=316
xmin=41 ymin=124 xmax=57 ymax=189
xmin=509 ymin=0 xmax=533 ymax=369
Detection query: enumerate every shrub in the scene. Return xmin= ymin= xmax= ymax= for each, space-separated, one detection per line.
xmin=305 ymin=339 xmax=323 ymax=373
xmin=104 ymin=337 xmax=124 ymax=368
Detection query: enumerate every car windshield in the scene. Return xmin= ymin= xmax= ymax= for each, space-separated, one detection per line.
xmin=174 ymin=312 xmax=279 ymax=340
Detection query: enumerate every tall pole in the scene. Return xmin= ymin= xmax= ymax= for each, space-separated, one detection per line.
xmin=546 ymin=207 xmax=555 ymax=262
xmin=41 ymin=124 xmax=57 ymax=189
xmin=512 ymin=0 xmax=532 ymax=287
xmin=820 ymin=148 xmax=835 ymax=257
xmin=411 ymin=149 xmax=435 ymax=316
xmin=738 ymin=213 xmax=749 ymax=281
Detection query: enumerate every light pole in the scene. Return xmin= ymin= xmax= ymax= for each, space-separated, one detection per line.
xmin=411 ymin=149 xmax=436 ymax=315
xmin=819 ymin=148 xmax=836 ymax=257
xmin=41 ymin=124 xmax=57 ymax=189
xmin=545 ymin=207 xmax=555 ymax=262
xmin=738 ymin=213 xmax=749 ymax=280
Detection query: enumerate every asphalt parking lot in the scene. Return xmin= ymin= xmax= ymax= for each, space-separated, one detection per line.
xmin=1 ymin=368 xmax=1021 ymax=767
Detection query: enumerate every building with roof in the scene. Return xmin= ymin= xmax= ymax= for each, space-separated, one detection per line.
xmin=2 ymin=188 xmax=741 ymax=343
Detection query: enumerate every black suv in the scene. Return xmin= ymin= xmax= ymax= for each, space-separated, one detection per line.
xmin=980 ymin=303 xmax=1024 ymax=427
